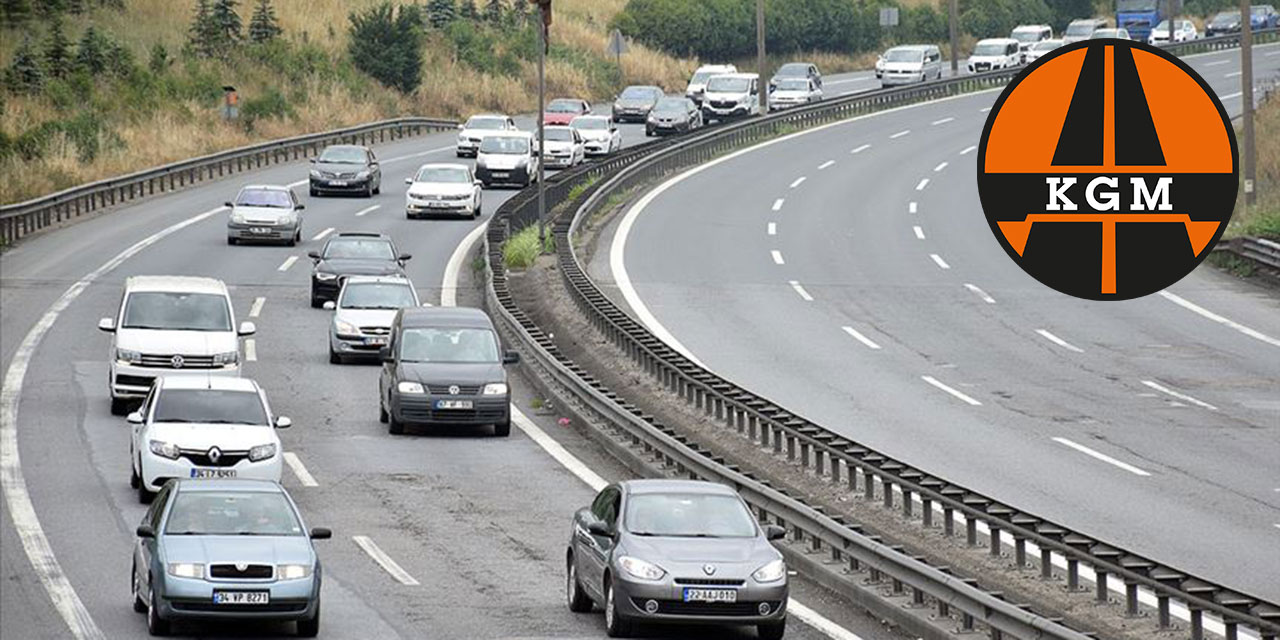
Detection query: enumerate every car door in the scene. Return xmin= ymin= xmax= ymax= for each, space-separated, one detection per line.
xmin=379 ymin=318 xmax=399 ymax=408
xmin=132 ymin=384 xmax=158 ymax=469
xmin=579 ymin=485 xmax=620 ymax=596
xmin=368 ymin=150 xmax=381 ymax=187
xmin=137 ymin=482 xmax=171 ymax=597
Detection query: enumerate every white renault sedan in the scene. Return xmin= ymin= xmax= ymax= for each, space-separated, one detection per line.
xmin=129 ymin=376 xmax=290 ymax=503
xmin=539 ymin=125 xmax=586 ymax=169
xmin=404 ymin=163 xmax=483 ymax=219
xmin=570 ymin=115 xmax=622 ymax=156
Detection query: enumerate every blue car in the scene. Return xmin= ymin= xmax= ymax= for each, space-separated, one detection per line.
xmin=131 ymin=479 xmax=330 ymax=636
xmin=1251 ymin=4 xmax=1278 ymax=29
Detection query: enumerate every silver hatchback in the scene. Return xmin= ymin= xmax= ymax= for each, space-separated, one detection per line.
xmin=325 ymin=275 xmax=421 ymax=364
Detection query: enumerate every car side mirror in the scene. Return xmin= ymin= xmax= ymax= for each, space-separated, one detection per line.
xmin=405 ymin=177 xmax=413 ymax=184
xmin=295 ymin=204 xmax=305 ymax=210
xmin=307 ymin=251 xmax=321 ymax=260
xmin=587 ymin=521 xmax=612 ymax=537
xmin=502 ymin=351 xmax=520 ymax=365
xmin=475 ymin=180 xmax=483 ymax=187
xmin=127 ymin=411 xmax=144 ymax=424
xmin=322 ymin=300 xmax=336 ymax=311
xmin=274 ymin=416 xmax=292 ymax=429
xmin=532 ymin=149 xmax=540 ymax=157
xmin=136 ymin=524 xmax=155 ymax=538
xmin=98 ymin=317 xmax=116 ymax=332
xmin=398 ymin=253 xmax=412 ymax=262
xmin=309 ymin=157 xmax=317 ymax=164
xmin=310 ymin=527 xmax=332 ymax=540
xmin=379 ymin=346 xmax=392 ymax=363
xmin=764 ymin=524 xmax=787 ymax=541
xmin=457 ymin=124 xmax=465 ymax=130
xmin=238 ymin=321 xmax=256 ymax=337
xmin=224 ymin=201 xmax=234 ymax=207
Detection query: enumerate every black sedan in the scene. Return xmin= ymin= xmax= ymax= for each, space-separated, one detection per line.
xmin=309 ymin=145 xmax=382 ymax=197
xmin=308 ymin=232 xmax=410 ymax=307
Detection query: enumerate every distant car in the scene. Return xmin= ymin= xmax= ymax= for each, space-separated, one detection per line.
xmin=701 ymin=73 xmax=761 ymax=122
xmin=1206 ymin=10 xmax=1242 ymax=36
xmin=571 ymin=115 xmax=623 ymax=155
xmin=377 ymin=307 xmax=518 ymax=437
xmin=1024 ymin=39 xmax=1063 ymax=63
xmin=225 ymin=185 xmax=305 ymax=246
xmin=768 ymin=77 xmax=822 ymax=111
xmin=566 ymin=479 xmax=790 ymax=640
xmin=325 ymin=275 xmax=420 ymax=364
xmin=307 ymin=232 xmax=410 ymax=308
xmin=131 ymin=479 xmax=329 ymax=637
xmin=685 ymin=63 xmax=737 ymax=105
xmin=1148 ymin=19 xmax=1198 ymax=44
xmin=456 ymin=114 xmax=518 ymax=158
xmin=1091 ymin=27 xmax=1131 ymax=39
xmin=1063 ymin=18 xmax=1108 ymax=44
xmin=475 ymin=132 xmax=539 ymax=188
xmin=1251 ymin=4 xmax=1278 ymax=29
xmin=539 ymin=125 xmax=586 ymax=169
xmin=611 ymin=86 xmax=664 ymax=123
xmin=404 ymin=163 xmax=482 ymax=219
xmin=968 ymin=38 xmax=1022 ymax=73
xmin=646 ymin=96 xmax=702 ymax=136
xmin=98 ymin=276 xmax=255 ymax=415
xmin=1010 ymin=24 xmax=1053 ymax=62
xmin=769 ymin=62 xmax=822 ymax=91
xmin=308 ymin=144 xmax=381 ymax=198
xmin=128 ymin=376 xmax=290 ymax=503
xmin=879 ymin=45 xmax=943 ymax=86
xmin=545 ymin=98 xmax=592 ymax=126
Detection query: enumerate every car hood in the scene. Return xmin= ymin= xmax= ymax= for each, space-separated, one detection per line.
xmin=313 ymin=161 xmax=367 ymax=174
xmin=316 ymin=258 xmax=402 ymax=277
xmin=771 ymin=90 xmax=810 ymax=100
xmin=115 ymin=329 xmax=237 ymax=355
xmin=334 ymin=308 xmax=400 ymax=328
xmin=650 ymin=111 xmax=687 ymax=121
xmin=408 ymin=182 xmax=472 ymax=198
xmin=160 ymin=534 xmax=313 ymax=566
xmin=614 ymin=99 xmax=653 ymax=109
xmin=232 ymin=206 xmax=294 ymax=222
xmin=882 ymin=61 xmax=924 ymax=72
xmin=542 ymin=140 xmax=577 ymax=152
xmin=544 ymin=113 xmax=577 ymax=125
xmin=398 ymin=362 xmax=505 ymax=386
xmin=969 ymin=55 xmax=1008 ymax=64
xmin=477 ymin=153 xmax=528 ymax=170
xmin=705 ymin=91 xmax=750 ymax=103
xmin=147 ymin=422 xmax=278 ymax=450
xmin=578 ymin=129 xmax=612 ymax=141
xmin=622 ymin=535 xmax=777 ymax=568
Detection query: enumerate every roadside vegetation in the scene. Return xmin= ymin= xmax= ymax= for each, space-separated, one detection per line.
xmin=1228 ymin=92 xmax=1280 ymax=239
xmin=503 ymin=223 xmax=555 ymax=270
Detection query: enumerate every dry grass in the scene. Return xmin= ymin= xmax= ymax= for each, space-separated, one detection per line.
xmin=1226 ymin=91 xmax=1280 ymax=238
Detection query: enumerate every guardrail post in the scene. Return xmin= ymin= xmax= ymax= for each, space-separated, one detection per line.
xmin=966 ymin=517 xmax=978 ymax=547
xmin=1189 ymin=607 xmax=1204 ymax=640
xmin=864 ymin=473 xmax=875 ymax=502
xmin=989 ymin=526 xmax=1001 ymax=557
xmin=959 ymin=610 xmax=975 ymax=632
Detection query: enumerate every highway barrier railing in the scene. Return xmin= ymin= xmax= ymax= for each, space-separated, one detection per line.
xmin=0 ymin=117 xmax=458 ymax=246
xmin=485 ymin=31 xmax=1280 ymax=640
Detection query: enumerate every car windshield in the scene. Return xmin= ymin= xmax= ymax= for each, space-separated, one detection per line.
xmin=776 ymin=78 xmax=810 ymax=91
xmin=152 ymin=389 xmax=268 ymax=425
xmin=1033 ymin=40 xmax=1060 ymax=50
xmin=620 ymin=86 xmax=657 ymax=99
xmin=399 ymin=327 xmax=499 ymax=363
xmin=340 ymin=282 xmax=416 ymax=309
xmin=776 ymin=63 xmax=808 ymax=76
xmin=706 ymin=76 xmax=750 ymax=93
xmin=122 ymin=292 xmax=231 ymax=331
xmin=544 ymin=128 xmax=575 ymax=142
xmin=1212 ymin=12 xmax=1240 ymax=24
xmin=323 ymin=238 xmax=395 ymax=260
xmin=572 ymin=117 xmax=609 ymax=130
xmin=317 ymin=147 xmax=366 ymax=164
xmin=1065 ymin=22 xmax=1095 ymax=35
xmin=1011 ymin=30 xmax=1041 ymax=42
xmin=690 ymin=70 xmax=717 ymax=84
xmin=1092 ymin=29 xmax=1121 ymax=38
xmin=479 ymin=136 xmax=529 ymax=154
xmin=625 ymin=493 xmax=757 ymax=538
xmin=1117 ymin=0 xmax=1156 ymax=10
xmin=415 ymin=167 xmax=470 ymax=183
xmin=654 ymin=98 xmax=687 ymax=113
xmin=1252 ymin=6 xmax=1272 ymax=16
xmin=465 ymin=116 xmax=507 ymax=130
xmin=974 ymin=42 xmax=1008 ymax=55
xmin=885 ymin=49 xmax=923 ymax=62
xmin=548 ymin=100 xmax=582 ymax=113
xmin=165 ymin=491 xmax=303 ymax=537
xmin=235 ymin=189 xmax=292 ymax=208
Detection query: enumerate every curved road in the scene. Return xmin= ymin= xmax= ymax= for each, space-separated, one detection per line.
xmin=615 ymin=45 xmax=1280 ymax=602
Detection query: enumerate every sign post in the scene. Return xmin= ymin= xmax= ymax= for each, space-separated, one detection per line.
xmin=608 ymin=28 xmax=627 ymax=81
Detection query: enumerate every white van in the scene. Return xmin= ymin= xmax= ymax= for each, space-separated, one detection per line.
xmin=1064 ymin=18 xmax=1108 ymax=44
xmin=700 ymin=73 xmax=761 ymax=121
xmin=685 ymin=64 xmax=738 ymax=105
xmin=878 ymin=45 xmax=943 ymax=87
xmin=968 ymin=38 xmax=1022 ymax=73
xmin=1011 ymin=25 xmax=1053 ymax=62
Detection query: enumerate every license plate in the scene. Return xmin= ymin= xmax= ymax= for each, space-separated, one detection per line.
xmin=213 ymin=590 xmax=270 ymax=605
xmin=250 ymin=227 xmax=270 ymax=234
xmin=683 ymin=588 xmax=737 ymax=603
xmin=329 ymin=180 xmax=347 ymax=186
xmin=435 ymin=400 xmax=473 ymax=410
xmin=366 ymin=337 xmax=387 ymax=345
xmin=492 ymin=172 xmax=509 ymax=179
xmin=190 ymin=468 xmax=236 ymax=479
xmin=428 ymin=201 xmax=452 ymax=208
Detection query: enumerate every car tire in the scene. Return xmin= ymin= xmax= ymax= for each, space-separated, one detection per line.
xmin=111 ymin=397 xmax=130 ymax=416
xmin=328 ymin=349 xmax=343 ymax=365
xmin=494 ymin=420 xmax=510 ymax=437
xmin=310 ymin=294 xmax=323 ymax=309
xmin=227 ymin=237 xmax=237 ymax=245
xmin=137 ymin=481 xmax=153 ymax=505
xmin=388 ymin=414 xmax=405 ymax=436
xmin=758 ymin=619 xmax=786 ymax=640
xmin=147 ymin=583 xmax=169 ymax=636
xmin=364 ymin=184 xmax=374 ymax=198
xmin=132 ymin=560 xmax=147 ymax=613
xmin=130 ymin=457 xmax=141 ymax=489
xmin=296 ymin=598 xmax=320 ymax=637
xmin=310 ymin=187 xmax=319 ymax=197
xmin=379 ymin=402 xmax=389 ymax=424
xmin=566 ymin=556 xmax=593 ymax=612
xmin=373 ymin=181 xmax=381 ymax=196
xmin=604 ymin=578 xmax=632 ymax=638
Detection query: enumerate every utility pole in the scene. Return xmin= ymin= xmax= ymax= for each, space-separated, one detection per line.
xmin=534 ymin=0 xmax=551 ymax=247
xmin=756 ymin=0 xmax=766 ymax=113
xmin=1240 ymin=0 xmax=1256 ymax=205
xmin=1166 ymin=0 xmax=1174 ymax=45
xmin=948 ymin=0 xmax=959 ymax=75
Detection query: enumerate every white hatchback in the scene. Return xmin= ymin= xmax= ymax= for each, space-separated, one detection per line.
xmin=968 ymin=38 xmax=1022 ymax=73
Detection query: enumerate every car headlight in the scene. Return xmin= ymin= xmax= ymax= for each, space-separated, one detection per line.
xmin=356 ymin=170 xmax=370 ymax=179
xmin=398 ymin=381 xmax=425 ymax=394
xmin=230 ymin=211 xmax=247 ymax=224
xmin=334 ymin=320 xmax=359 ymax=337
xmin=149 ymin=439 xmax=180 ymax=460
xmin=309 ymin=169 xmax=321 ymax=178
xmin=457 ymin=135 xmax=467 ymax=144
xmin=752 ymin=559 xmax=786 ymax=583
xmin=212 ymin=351 xmax=238 ymax=366
xmin=167 ymin=563 xmax=204 ymax=579
xmin=482 ymin=383 xmax=508 ymax=395
xmin=277 ymin=564 xmax=313 ymax=580
xmin=248 ymin=443 xmax=277 ymax=462
xmin=116 ymin=349 xmax=142 ymax=364
xmin=315 ymin=271 xmax=338 ymax=281
xmin=618 ymin=556 xmax=666 ymax=581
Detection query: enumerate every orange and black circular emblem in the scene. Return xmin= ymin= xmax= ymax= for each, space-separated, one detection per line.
xmin=977 ymin=40 xmax=1238 ymax=300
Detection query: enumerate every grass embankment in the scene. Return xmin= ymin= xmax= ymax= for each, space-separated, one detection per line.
xmin=0 ymin=0 xmax=694 ymax=205
xmin=503 ymin=223 xmax=555 ymax=270
xmin=1227 ymin=93 xmax=1280 ymax=239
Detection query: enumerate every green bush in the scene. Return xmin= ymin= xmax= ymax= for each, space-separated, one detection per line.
xmin=446 ymin=20 xmax=523 ymax=77
xmin=348 ymin=2 xmax=424 ymax=93
xmin=239 ymin=87 xmax=293 ymax=130
xmin=960 ymin=0 xmax=1052 ymax=39
xmin=503 ymin=224 xmax=553 ymax=270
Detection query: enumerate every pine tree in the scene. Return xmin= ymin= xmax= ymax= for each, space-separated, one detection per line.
xmin=247 ymin=0 xmax=282 ymax=44
xmin=65 ymin=0 xmax=84 ymax=14
xmin=1 ymin=0 xmax=34 ymax=28
xmin=75 ymin=25 xmax=108 ymax=74
xmin=426 ymin=0 xmax=455 ymax=29
xmin=42 ymin=17 xmax=73 ymax=78
xmin=349 ymin=2 xmax=423 ymax=93
xmin=4 ymin=37 xmax=44 ymax=94
xmin=148 ymin=43 xmax=170 ymax=74
xmin=482 ymin=0 xmax=503 ymax=26
xmin=104 ymin=39 xmax=133 ymax=76
xmin=35 ymin=0 xmax=65 ymax=19
xmin=188 ymin=0 xmax=218 ymax=58
xmin=209 ymin=0 xmax=243 ymax=53
xmin=459 ymin=0 xmax=478 ymax=21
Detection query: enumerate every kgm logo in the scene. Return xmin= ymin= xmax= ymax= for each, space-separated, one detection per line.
xmin=977 ymin=40 xmax=1238 ymax=300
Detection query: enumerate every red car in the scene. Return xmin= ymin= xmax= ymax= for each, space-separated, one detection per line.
xmin=544 ymin=98 xmax=591 ymax=126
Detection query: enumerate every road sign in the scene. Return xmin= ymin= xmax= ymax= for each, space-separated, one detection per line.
xmin=879 ymin=7 xmax=899 ymax=27
xmin=607 ymin=29 xmax=628 ymax=56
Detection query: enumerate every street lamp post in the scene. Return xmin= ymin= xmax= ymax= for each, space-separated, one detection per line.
xmin=1240 ymin=0 xmax=1256 ymax=206
xmin=756 ymin=0 xmax=766 ymax=113
xmin=533 ymin=0 xmax=551 ymax=247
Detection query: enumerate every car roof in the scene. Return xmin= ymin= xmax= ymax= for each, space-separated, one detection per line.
xmin=1012 ymin=24 xmax=1050 ymax=31
xmin=888 ymin=44 xmax=935 ymax=52
xmin=238 ymin=184 xmax=293 ymax=192
xmin=399 ymin=306 xmax=493 ymax=329
xmin=331 ymin=231 xmax=390 ymax=240
xmin=572 ymin=114 xmax=611 ymax=121
xmin=695 ymin=64 xmax=736 ymax=71
xmin=342 ymin=275 xmax=413 ymax=286
xmin=157 ymin=375 xmax=260 ymax=392
xmin=174 ymin=478 xmax=284 ymax=493
xmin=485 ymin=131 xmax=534 ymax=140
xmin=778 ymin=62 xmax=813 ymax=69
xmin=321 ymin=144 xmax=369 ymax=151
xmin=978 ymin=37 xmax=1020 ymax=45
xmin=467 ymin=113 xmax=510 ymax=120
xmin=125 ymin=275 xmax=228 ymax=295
xmin=416 ymin=162 xmax=470 ymax=172
xmin=622 ymin=479 xmax=738 ymax=496
xmin=623 ymin=84 xmax=662 ymax=90
xmin=712 ymin=73 xmax=758 ymax=80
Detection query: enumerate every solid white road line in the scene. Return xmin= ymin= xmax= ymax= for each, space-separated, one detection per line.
xmin=964 ymin=283 xmax=996 ymax=304
xmin=1035 ymin=329 xmax=1084 ymax=353
xmin=1158 ymin=290 xmax=1280 ymax=348
xmin=771 ymin=250 xmax=786 ymax=265
xmin=931 ymin=117 xmax=955 ymax=125
xmin=921 ymin=375 xmax=982 ymax=406
xmin=960 ymin=145 xmax=977 ymax=155
xmin=286 ymin=179 xmax=308 ymax=188
xmin=1220 ymin=91 xmax=1243 ymax=100
xmin=818 ymin=160 xmax=835 ymax=170
xmin=789 ymin=176 xmax=807 ymax=188
xmin=354 ymin=204 xmax=380 ymax=217
xmin=934 ymin=162 xmax=948 ymax=172
xmin=851 ymin=144 xmax=871 ymax=154
xmin=772 ymin=198 xmax=785 ymax=211
xmin=1 ymin=205 xmax=227 ymax=640
xmin=244 ymin=339 xmax=257 ymax=362
xmin=441 ymin=221 xmax=490 ymax=307
xmin=929 ymin=253 xmax=950 ymax=269
xmin=1141 ymin=380 xmax=1219 ymax=411
xmin=1052 ymin=437 xmax=1151 ymax=477
xmin=890 ymin=130 xmax=910 ymax=138
xmin=352 ymin=536 xmax=420 ymax=586
xmin=1224 ymin=71 xmax=1242 ymax=78
xmin=788 ymin=281 xmax=814 ymax=301
xmin=841 ymin=326 xmax=882 ymax=350
xmin=908 ymin=201 xmax=917 ymax=214
xmin=915 ymin=178 xmax=930 ymax=191
xmin=1205 ymin=59 xmax=1231 ymax=66
xmin=248 ymin=296 xmax=266 ymax=318
xmin=283 ymin=452 xmax=319 ymax=487
xmin=913 ymin=226 xmax=925 ymax=240
xmin=277 ymin=256 xmax=298 ymax=272
xmin=311 ymin=227 xmax=334 ymax=242
xmin=767 ymin=222 xmax=777 ymax=235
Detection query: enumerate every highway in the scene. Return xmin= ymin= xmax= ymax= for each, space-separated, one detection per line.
xmin=608 ymin=44 xmax=1280 ymax=603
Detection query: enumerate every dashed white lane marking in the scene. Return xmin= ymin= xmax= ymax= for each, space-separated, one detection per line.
xmin=283 ymin=452 xmax=319 ymax=487
xmin=908 ymin=201 xmax=918 ymax=214
xmin=789 ymin=176 xmax=807 ymax=188
xmin=352 ymin=536 xmax=420 ymax=586
xmin=772 ymin=198 xmax=785 ymax=211
xmin=1036 ymin=329 xmax=1084 ymax=353
xmin=311 ymin=227 xmax=335 ymax=242
xmin=913 ymin=225 xmax=925 ymax=240
xmin=1220 ymin=91 xmax=1243 ymax=100
xmin=929 ymin=253 xmax=951 ymax=269
xmin=1225 ymin=71 xmax=1242 ymax=78
xmin=244 ymin=339 xmax=257 ymax=362
xmin=1205 ymin=59 xmax=1231 ymax=66
xmin=960 ymin=145 xmax=977 ymax=155
xmin=788 ymin=281 xmax=814 ymax=301
xmin=767 ymin=222 xmax=777 ymax=235
xmin=354 ymin=204 xmax=380 ymax=217
xmin=890 ymin=130 xmax=911 ymax=138
xmin=1052 ymin=437 xmax=1151 ymax=477
xmin=1158 ymin=290 xmax=1280 ymax=348
xmin=851 ymin=144 xmax=871 ymax=154
xmin=286 ymin=179 xmax=308 ymax=188
xmin=979 ymin=106 xmax=992 ymax=113
xmin=931 ymin=117 xmax=955 ymax=125
xmin=2 ymin=205 xmax=227 ymax=640
xmin=771 ymin=250 xmax=786 ymax=265
xmin=934 ymin=161 xmax=948 ymax=172
xmin=248 ymin=296 xmax=266 ymax=318
xmin=964 ymin=283 xmax=996 ymax=304
xmin=818 ymin=160 xmax=835 ymax=170
xmin=1141 ymin=380 xmax=1219 ymax=411
xmin=921 ymin=375 xmax=982 ymax=406
xmin=915 ymin=178 xmax=930 ymax=191
xmin=277 ymin=256 xmax=298 ymax=272
xmin=382 ymin=145 xmax=455 ymax=164
xmin=841 ymin=326 xmax=882 ymax=350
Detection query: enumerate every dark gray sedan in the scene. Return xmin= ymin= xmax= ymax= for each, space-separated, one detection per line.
xmin=308 ymin=144 xmax=381 ymax=197
xmin=567 ymin=479 xmax=789 ymax=639
xmin=131 ymin=479 xmax=331 ymax=637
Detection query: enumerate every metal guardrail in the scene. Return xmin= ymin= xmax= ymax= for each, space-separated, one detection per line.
xmin=0 ymin=117 xmax=458 ymax=246
xmin=484 ymin=32 xmax=1280 ymax=640
xmin=1234 ymin=237 xmax=1280 ymax=269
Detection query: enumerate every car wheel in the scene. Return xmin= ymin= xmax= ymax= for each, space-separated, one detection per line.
xmin=494 ymin=420 xmax=510 ymax=437
xmin=388 ymin=413 xmax=405 ymax=436
xmin=566 ymin=556 xmax=593 ymax=612
xmin=147 ymin=582 xmax=169 ymax=636
xmin=130 ymin=456 xmax=141 ymax=489
xmin=227 ymin=237 xmax=237 ymax=245
xmin=296 ymin=598 xmax=320 ymax=637
xmin=364 ymin=184 xmax=374 ymax=198
xmin=111 ymin=397 xmax=130 ymax=416
xmin=373 ymin=181 xmax=381 ymax=196
xmin=379 ymin=402 xmax=389 ymax=424
xmin=328 ymin=349 xmax=343 ymax=365
xmin=604 ymin=578 xmax=632 ymax=637
xmin=137 ymin=480 xmax=153 ymax=505
xmin=309 ymin=187 xmax=319 ymax=197
xmin=758 ymin=619 xmax=786 ymax=640
xmin=310 ymin=294 xmax=323 ymax=309
xmin=286 ymin=235 xmax=296 ymax=247
xmin=132 ymin=560 xmax=147 ymax=613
